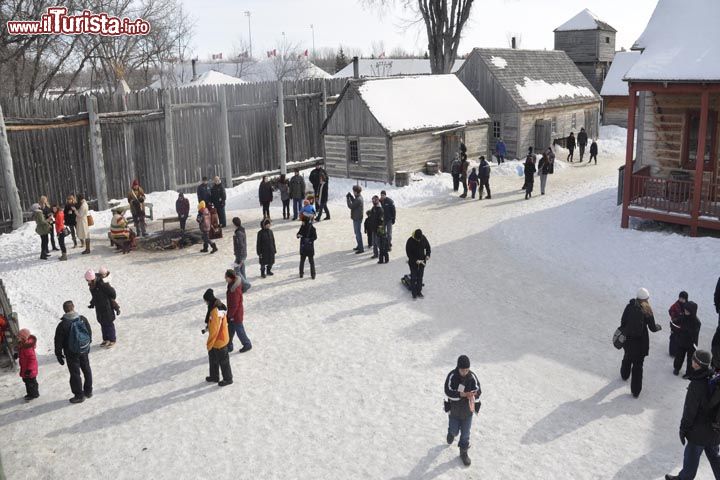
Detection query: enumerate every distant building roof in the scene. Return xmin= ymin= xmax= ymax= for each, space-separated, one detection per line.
xmin=554 ymin=9 xmax=616 ymax=33
xmin=333 ymin=58 xmax=465 ymax=78
xmin=460 ymin=48 xmax=600 ymax=111
xmin=242 ymin=57 xmax=332 ymax=83
xmin=600 ymin=51 xmax=641 ymax=96
xmin=336 ymin=75 xmax=489 ymax=136
xmin=180 ymin=70 xmax=247 ymax=87
xmin=625 ymin=0 xmax=720 ymax=82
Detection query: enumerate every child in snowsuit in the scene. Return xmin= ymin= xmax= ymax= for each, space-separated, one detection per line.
xmin=16 ymin=328 xmax=39 ymax=401
xmin=377 ymin=224 xmax=390 ymax=264
xmin=468 ymin=168 xmax=479 ymax=199
xmin=300 ymin=198 xmax=316 ymax=223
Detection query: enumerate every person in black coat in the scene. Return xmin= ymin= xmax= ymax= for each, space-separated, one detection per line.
xmin=674 ymin=301 xmax=702 ymax=377
xmin=197 ymin=177 xmax=212 ymax=205
xmin=315 ymin=174 xmax=330 ymax=222
xmin=175 ymin=193 xmax=190 ymax=231
xmin=444 ymin=355 xmax=481 ymax=467
xmin=524 ymin=148 xmax=537 ymax=200
xmin=210 ymin=176 xmax=227 ymax=228
xmin=406 ymin=229 xmax=431 ymax=299
xmin=367 ymin=196 xmax=385 ymax=259
xmin=258 ymin=176 xmax=274 ymax=220
xmin=619 ymin=288 xmax=662 ymax=398
xmin=86 ymin=270 xmax=118 ymax=347
xmin=54 ymin=301 xmax=93 ymax=403
xmin=380 ymin=190 xmax=396 ymax=248
xmin=297 ymin=217 xmax=317 ymax=279
xmin=256 ymin=219 xmax=276 ymax=278
xmin=478 ymin=156 xmax=491 ymax=200
xmin=588 ymin=139 xmax=598 ymax=165
xmin=64 ymin=195 xmax=78 ymax=247
xmin=309 ymin=162 xmax=327 ymax=199
xmin=715 ymin=277 xmax=720 ymax=321
xmin=577 ymin=127 xmax=588 ymax=161
xmin=566 ymin=132 xmax=576 ymax=162
xmin=665 ymin=350 xmax=720 ymax=480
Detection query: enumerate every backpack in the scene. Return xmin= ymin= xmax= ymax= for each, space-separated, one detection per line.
xmin=68 ymin=317 xmax=91 ymax=355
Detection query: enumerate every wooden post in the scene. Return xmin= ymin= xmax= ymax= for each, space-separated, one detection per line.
xmin=218 ymin=87 xmax=233 ymax=187
xmin=276 ymin=80 xmax=287 ymax=175
xmin=120 ymin=94 xmax=136 ymax=185
xmin=690 ymin=89 xmax=710 ymax=237
xmin=85 ymin=95 xmax=109 ymax=211
xmin=163 ymin=89 xmax=178 ymax=191
xmin=0 ymin=104 xmax=24 ymax=230
xmin=621 ymin=85 xmax=638 ymax=229
xmin=321 ymin=78 xmax=328 ymax=121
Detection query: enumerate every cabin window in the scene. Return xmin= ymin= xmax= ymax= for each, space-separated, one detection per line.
xmin=682 ymin=110 xmax=718 ymax=172
xmin=348 ymin=139 xmax=360 ymax=164
xmin=571 ymin=113 xmax=577 ymax=129
xmin=492 ymin=121 xmax=501 ymax=139
xmin=551 ymin=117 xmax=557 ymax=134
xmin=605 ymin=37 xmax=610 ymax=44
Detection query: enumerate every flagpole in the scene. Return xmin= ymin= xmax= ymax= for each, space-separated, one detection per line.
xmin=244 ymin=11 xmax=252 ymax=58
xmin=310 ymin=24 xmax=315 ymax=60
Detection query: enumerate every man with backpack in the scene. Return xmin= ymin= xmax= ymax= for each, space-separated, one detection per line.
xmin=54 ymin=300 xmax=93 ymax=404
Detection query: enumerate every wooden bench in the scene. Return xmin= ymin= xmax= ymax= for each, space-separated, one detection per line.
xmin=162 ymin=216 xmax=181 ymax=231
xmin=112 ymin=203 xmax=154 ymax=223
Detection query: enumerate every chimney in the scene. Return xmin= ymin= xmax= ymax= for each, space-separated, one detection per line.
xmin=352 ymin=56 xmax=359 ymax=79
xmin=511 ymin=37 xmax=517 ymax=49
xmin=191 ymin=59 xmax=197 ymax=82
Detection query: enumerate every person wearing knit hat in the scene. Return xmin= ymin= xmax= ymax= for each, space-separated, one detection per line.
xmin=202 ymin=289 xmax=232 ymax=386
xmin=669 ymin=291 xmax=690 ymax=357
xmin=16 ymin=328 xmax=39 ymax=401
xmin=405 ymin=229 xmax=431 ymax=299
xmin=86 ymin=268 xmax=118 ymax=347
xmin=196 ymin=200 xmax=217 ymax=254
xmin=127 ymin=179 xmax=147 ymax=237
xmin=31 ymin=202 xmax=52 ymax=260
xmin=618 ymin=288 xmax=662 ymax=398
xmin=444 ymin=355 xmax=481 ymax=467
xmin=673 ymin=301 xmax=701 ymax=378
xmin=666 ymin=349 xmax=720 ymax=480
xmin=256 ymin=218 xmax=276 ymax=278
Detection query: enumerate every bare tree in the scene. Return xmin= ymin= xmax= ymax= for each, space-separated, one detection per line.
xmin=229 ymin=38 xmax=257 ymax=79
xmin=255 ymin=38 xmax=314 ymax=82
xmin=362 ymin=0 xmax=474 ymax=73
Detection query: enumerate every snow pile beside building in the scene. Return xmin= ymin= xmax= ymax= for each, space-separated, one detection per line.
xmin=515 ymin=77 xmax=595 ymax=107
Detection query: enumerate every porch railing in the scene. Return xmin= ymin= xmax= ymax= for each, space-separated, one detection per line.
xmin=629 ymin=174 xmax=720 ymax=219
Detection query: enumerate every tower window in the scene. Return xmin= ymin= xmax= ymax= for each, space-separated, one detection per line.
xmin=605 ymin=37 xmax=610 ymax=44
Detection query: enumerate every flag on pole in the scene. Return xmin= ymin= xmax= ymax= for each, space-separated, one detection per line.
xmin=212 ymin=53 xmax=223 ymax=60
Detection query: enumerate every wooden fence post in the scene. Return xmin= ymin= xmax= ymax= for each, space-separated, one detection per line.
xmin=276 ymin=80 xmax=287 ymax=175
xmin=218 ymin=87 xmax=233 ymax=186
xmin=85 ymin=95 xmax=109 ymax=211
xmin=163 ymin=89 xmax=178 ymax=191
xmin=322 ymin=78 xmax=328 ymax=121
xmin=0 ymin=104 xmax=24 ymax=230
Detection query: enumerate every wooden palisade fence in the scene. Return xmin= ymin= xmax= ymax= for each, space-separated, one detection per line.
xmin=0 ymin=77 xmax=346 ymax=231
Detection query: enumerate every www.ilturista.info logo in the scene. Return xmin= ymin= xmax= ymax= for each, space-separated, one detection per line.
xmin=6 ymin=7 xmax=151 ymax=36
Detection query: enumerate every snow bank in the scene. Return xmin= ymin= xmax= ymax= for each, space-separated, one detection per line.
xmin=515 ymin=77 xmax=595 ymax=106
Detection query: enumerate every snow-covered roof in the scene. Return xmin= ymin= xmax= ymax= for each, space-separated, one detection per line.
xmin=333 ymin=58 xmax=465 ymax=78
xmin=242 ymin=58 xmax=332 ymax=83
xmin=554 ymin=9 xmax=616 ymax=32
xmin=346 ymin=75 xmax=489 ymax=135
xmin=600 ymin=52 xmax=641 ymax=96
xmin=180 ymin=70 xmax=247 ymax=87
xmin=461 ymin=48 xmax=600 ymax=111
xmin=625 ymin=0 xmax=720 ymax=82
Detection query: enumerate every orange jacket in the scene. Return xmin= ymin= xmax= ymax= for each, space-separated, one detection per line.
xmin=206 ymin=307 xmax=229 ymax=350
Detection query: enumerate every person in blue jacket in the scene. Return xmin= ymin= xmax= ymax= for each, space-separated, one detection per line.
xmin=495 ymin=138 xmax=507 ymax=164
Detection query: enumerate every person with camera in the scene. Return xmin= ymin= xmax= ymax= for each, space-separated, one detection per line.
xmin=444 ymin=355 xmax=482 ymax=467
xmin=405 ymin=229 xmax=431 ymax=299
xmin=346 ymin=185 xmax=364 ymax=254
xmin=202 ymin=289 xmax=232 ymax=386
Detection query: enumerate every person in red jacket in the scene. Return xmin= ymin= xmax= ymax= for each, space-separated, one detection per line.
xmin=52 ymin=204 xmax=67 ymax=261
xmin=16 ymin=328 xmax=39 ymax=401
xmin=225 ymin=270 xmax=251 ymax=353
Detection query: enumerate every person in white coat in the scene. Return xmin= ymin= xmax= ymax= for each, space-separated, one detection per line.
xmin=76 ymin=194 xmax=91 ymax=255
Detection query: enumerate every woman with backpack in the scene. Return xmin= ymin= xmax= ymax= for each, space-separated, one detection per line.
xmin=619 ymin=288 xmax=662 ymax=398
xmin=297 ymin=216 xmax=317 ymax=279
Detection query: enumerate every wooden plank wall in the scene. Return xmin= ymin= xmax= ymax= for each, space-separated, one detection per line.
xmin=0 ymin=78 xmax=347 ymax=226
xmin=392 ymin=132 xmax=442 ymax=174
xmin=554 ymin=31 xmax=600 ymax=63
xmin=323 ymin=134 xmax=389 ymax=182
xmin=518 ymin=103 xmax=601 ymax=155
xmin=602 ymin=96 xmax=631 ymax=128
xmin=464 ymin=124 xmax=490 ymax=160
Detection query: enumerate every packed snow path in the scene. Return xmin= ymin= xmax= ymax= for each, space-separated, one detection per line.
xmin=1 ymin=132 xmax=718 ymax=479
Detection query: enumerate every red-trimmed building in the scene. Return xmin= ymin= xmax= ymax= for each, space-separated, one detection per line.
xmin=620 ymin=0 xmax=720 ymax=235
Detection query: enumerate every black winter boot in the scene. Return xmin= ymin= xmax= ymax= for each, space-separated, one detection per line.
xmin=459 ymin=448 xmax=471 ymax=466
xmin=446 ymin=433 xmax=454 ymax=444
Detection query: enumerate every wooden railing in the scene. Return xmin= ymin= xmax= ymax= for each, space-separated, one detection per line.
xmin=629 ymin=175 xmax=720 ymax=218
xmin=701 ymin=182 xmax=720 ymax=218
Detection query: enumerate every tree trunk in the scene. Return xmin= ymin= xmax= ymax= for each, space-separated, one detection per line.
xmin=418 ymin=0 xmax=474 ymax=74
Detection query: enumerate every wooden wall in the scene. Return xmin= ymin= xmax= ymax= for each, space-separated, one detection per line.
xmin=391 ymin=131 xmax=442 ymax=174
xmin=455 ymin=52 xmax=518 ymax=116
xmin=518 ymin=103 xmax=601 ymax=154
xmin=637 ymin=92 xmax=720 ymax=179
xmin=554 ymin=30 xmax=615 ymax=64
xmin=464 ymin=124 xmax=490 ymax=160
xmin=324 ymin=84 xmax=386 ymax=137
xmin=577 ymin=63 xmax=609 ymax=93
xmin=323 ymin=134 xmax=389 ymax=182
xmin=602 ymin=95 xmax=631 ymax=128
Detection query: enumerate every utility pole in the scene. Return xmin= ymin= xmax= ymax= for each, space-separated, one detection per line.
xmin=244 ymin=11 xmax=252 ymax=58
xmin=310 ymin=24 xmax=315 ymax=59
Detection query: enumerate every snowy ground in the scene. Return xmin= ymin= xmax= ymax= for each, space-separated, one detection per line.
xmin=1 ymin=126 xmax=719 ymax=479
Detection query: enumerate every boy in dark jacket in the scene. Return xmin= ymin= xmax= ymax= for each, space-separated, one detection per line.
xmin=297 ymin=217 xmax=318 ymax=279
xmin=54 ymin=301 xmax=93 ymax=403
xmin=524 ymin=149 xmax=537 ymax=200
xmin=16 ymin=328 xmax=39 ymax=401
xmin=674 ymin=301 xmax=702 ymax=378
xmin=256 ymin=219 xmax=276 ymax=278
xmin=377 ymin=224 xmax=389 ymax=265
xmin=444 ymin=355 xmax=481 ymax=467
xmin=232 ymin=217 xmax=248 ymax=281
xmin=669 ymin=291 xmax=689 ymax=357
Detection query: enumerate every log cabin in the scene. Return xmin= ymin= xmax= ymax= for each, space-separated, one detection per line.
xmin=600 ymin=51 xmax=640 ymax=127
xmin=620 ymin=0 xmax=720 ymax=235
xmin=322 ymin=75 xmax=490 ymax=182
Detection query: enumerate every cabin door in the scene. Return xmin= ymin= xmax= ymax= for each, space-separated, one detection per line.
xmin=441 ymin=132 xmax=464 ymax=171
xmin=535 ymin=119 xmax=552 ymax=152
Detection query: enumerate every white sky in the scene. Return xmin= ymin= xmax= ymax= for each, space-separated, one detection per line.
xmin=181 ymin=0 xmax=658 ymax=61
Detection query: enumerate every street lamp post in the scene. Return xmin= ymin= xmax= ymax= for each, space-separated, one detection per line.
xmin=244 ymin=11 xmax=252 ymax=58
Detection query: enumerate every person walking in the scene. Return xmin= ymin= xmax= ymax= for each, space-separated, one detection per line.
xmin=76 ymin=194 xmax=91 ymax=254
xmin=468 ymin=168 xmax=479 ymax=199
xmin=54 ymin=301 xmax=93 ymax=403
xmin=524 ymin=149 xmax=537 ymax=200
xmin=495 ymin=138 xmax=507 ymax=164
xmin=176 ymin=193 xmax=190 ymax=231
xmin=459 ymin=153 xmax=470 ymax=198
xmin=665 ymin=350 xmax=720 ymax=480
xmin=367 ymin=195 xmax=385 ymax=259
xmin=669 ymin=291 xmax=690 ymax=357
xmin=202 ymin=289 xmax=233 ymax=386
xmin=577 ymin=127 xmax=588 ymax=162
xmin=196 ymin=201 xmax=218 ymax=254
xmin=16 ymin=328 xmax=39 ymax=401
xmin=297 ymin=216 xmax=317 ymax=279
xmin=256 ymin=219 xmax=276 ymax=278
xmin=674 ymin=301 xmax=702 ymax=378
xmin=309 ymin=162 xmax=327 ymax=200
xmin=127 ymin=179 xmax=147 ymax=237
xmin=197 ymin=177 xmax=212 ymax=206
xmin=478 ymin=156 xmax=491 ymax=200
xmin=406 ymin=229 xmax=431 ymax=299
xmin=619 ymin=288 xmax=662 ymax=398
xmin=225 ymin=270 xmax=251 ymax=353
xmin=258 ymin=176 xmax=273 ymax=220
xmin=210 ymin=176 xmax=227 ymax=228
xmin=32 ymin=203 xmax=51 ymax=260
xmin=39 ymin=196 xmax=58 ymax=251
xmin=566 ymin=132 xmax=576 ymax=162
xmin=52 ymin=204 xmax=68 ymax=261
xmin=588 ymin=139 xmax=598 ymax=165
xmin=64 ymin=195 xmax=78 ymax=248
xmin=444 ymin=355 xmax=482 ymax=467
xmin=289 ymin=169 xmax=306 ymax=220
xmin=277 ymin=174 xmax=291 ymax=220
xmin=538 ymin=151 xmax=553 ymax=196
xmin=85 ymin=269 xmax=117 ymax=348
xmin=315 ymin=174 xmax=330 ymax=222
xmin=450 ymin=153 xmax=461 ymax=192
xmin=346 ymin=185 xmax=364 ymax=253
xmin=380 ymin=190 xmax=395 ymax=249
xmin=232 ymin=217 xmax=248 ymax=281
